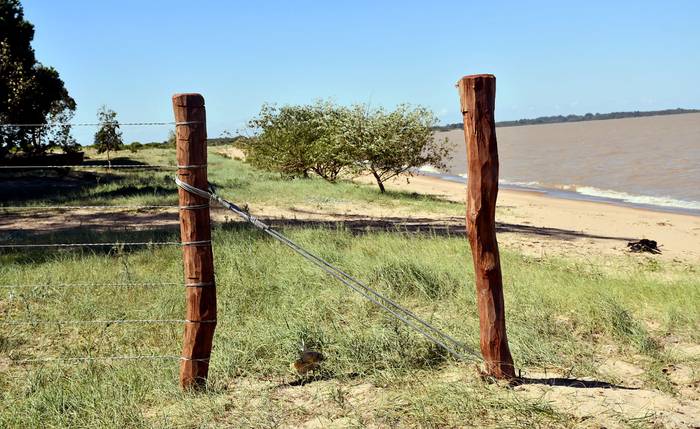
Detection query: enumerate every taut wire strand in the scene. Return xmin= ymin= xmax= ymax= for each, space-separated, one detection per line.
xmin=0 ymin=319 xmax=187 ymax=325
xmin=0 ymin=205 xmax=178 ymax=211
xmin=0 ymin=282 xmax=180 ymax=289
xmin=0 ymin=241 xmax=182 ymax=249
xmin=0 ymin=164 xmax=173 ymax=169
xmin=11 ymin=355 xmax=210 ymax=364
xmin=0 ymin=121 xmax=201 ymax=128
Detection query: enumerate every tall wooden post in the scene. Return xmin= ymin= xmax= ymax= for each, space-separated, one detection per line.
xmin=173 ymin=93 xmax=217 ymax=389
xmin=457 ymin=75 xmax=515 ymax=379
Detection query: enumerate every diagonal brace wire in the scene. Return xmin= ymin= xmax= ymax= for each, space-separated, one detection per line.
xmin=174 ymin=177 xmax=482 ymax=362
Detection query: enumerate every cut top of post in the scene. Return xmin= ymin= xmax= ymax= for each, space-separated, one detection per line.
xmin=172 ymin=93 xmax=205 ymax=108
xmin=457 ymin=74 xmax=496 ymax=115
xmin=459 ymin=73 xmax=495 ymax=80
xmin=172 ymin=93 xmax=207 ymax=189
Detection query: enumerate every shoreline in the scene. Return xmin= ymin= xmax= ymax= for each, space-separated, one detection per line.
xmin=216 ymin=146 xmax=700 ymax=263
xmin=421 ymin=171 xmax=700 ymax=218
xmin=354 ymin=172 xmax=700 ymax=263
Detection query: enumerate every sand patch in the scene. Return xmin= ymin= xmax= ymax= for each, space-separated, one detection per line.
xmin=514 ymin=370 xmax=700 ymax=428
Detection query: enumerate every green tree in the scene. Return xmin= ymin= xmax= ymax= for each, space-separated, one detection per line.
xmin=0 ymin=0 xmax=76 ymax=158
xmin=93 ymin=106 xmax=123 ymax=165
xmin=246 ymin=101 xmax=352 ymax=181
xmin=340 ymin=104 xmax=449 ymax=192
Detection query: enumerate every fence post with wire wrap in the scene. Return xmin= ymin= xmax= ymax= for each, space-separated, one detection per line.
xmin=457 ymin=74 xmax=515 ymax=379
xmin=172 ymin=93 xmax=217 ymax=389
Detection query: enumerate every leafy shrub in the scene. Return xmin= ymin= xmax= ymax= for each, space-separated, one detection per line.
xmin=245 ymin=101 xmax=449 ymax=191
xmin=245 ymin=101 xmax=351 ymax=181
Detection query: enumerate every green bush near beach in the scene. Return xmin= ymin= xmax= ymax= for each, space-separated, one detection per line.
xmin=244 ymin=101 xmax=449 ymax=193
xmin=0 ymin=147 xmax=698 ymax=428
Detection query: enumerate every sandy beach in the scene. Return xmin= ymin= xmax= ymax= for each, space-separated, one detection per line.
xmin=354 ymin=173 xmax=700 ymax=264
xmin=215 ymin=146 xmax=700 ymax=264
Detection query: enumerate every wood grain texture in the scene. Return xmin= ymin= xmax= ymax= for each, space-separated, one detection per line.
xmin=172 ymin=93 xmax=217 ymax=389
xmin=457 ymin=75 xmax=515 ymax=379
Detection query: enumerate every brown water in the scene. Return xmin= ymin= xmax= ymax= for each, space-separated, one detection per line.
xmin=434 ymin=113 xmax=700 ymax=213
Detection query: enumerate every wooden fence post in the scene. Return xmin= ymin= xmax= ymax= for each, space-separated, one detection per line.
xmin=172 ymin=93 xmax=217 ymax=389
xmin=457 ymin=75 xmax=515 ymax=379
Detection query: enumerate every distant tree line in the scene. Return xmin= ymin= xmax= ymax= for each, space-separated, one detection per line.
xmin=241 ymin=101 xmax=449 ymax=192
xmin=434 ymin=108 xmax=700 ymax=131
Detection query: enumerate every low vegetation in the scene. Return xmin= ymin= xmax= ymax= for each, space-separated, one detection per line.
xmin=1 ymin=147 xmax=698 ymax=428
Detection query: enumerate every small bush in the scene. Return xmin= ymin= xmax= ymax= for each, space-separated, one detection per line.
xmin=372 ymin=261 xmax=458 ymax=299
xmin=603 ymin=299 xmax=660 ymax=355
xmin=128 ymin=141 xmax=143 ymax=153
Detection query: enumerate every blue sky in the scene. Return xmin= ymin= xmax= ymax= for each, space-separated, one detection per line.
xmin=22 ymin=0 xmax=700 ymax=144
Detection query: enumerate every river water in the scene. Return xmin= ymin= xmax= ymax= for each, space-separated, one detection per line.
xmin=433 ymin=113 xmax=700 ymax=214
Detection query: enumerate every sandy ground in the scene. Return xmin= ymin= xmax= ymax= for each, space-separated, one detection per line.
xmin=160 ymin=364 xmax=699 ymax=428
xmin=354 ymin=173 xmax=700 ymax=264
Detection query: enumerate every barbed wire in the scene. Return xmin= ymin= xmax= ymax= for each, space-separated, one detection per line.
xmin=0 ymin=164 xmax=173 ymax=169
xmin=0 ymin=241 xmax=185 ymax=249
xmin=0 ymin=121 xmax=200 ymax=128
xmin=10 ymin=355 xmax=210 ymax=364
xmin=0 ymin=319 xmax=216 ymax=325
xmin=0 ymin=282 xmax=180 ymax=289
xmin=0 ymin=204 xmax=178 ymax=211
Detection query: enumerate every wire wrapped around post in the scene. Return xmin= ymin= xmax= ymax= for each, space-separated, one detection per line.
xmin=172 ymin=93 xmax=217 ymax=389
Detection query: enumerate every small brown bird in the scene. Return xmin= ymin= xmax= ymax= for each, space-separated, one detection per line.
xmin=291 ymin=350 xmax=325 ymax=375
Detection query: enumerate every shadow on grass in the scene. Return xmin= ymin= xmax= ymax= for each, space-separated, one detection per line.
xmin=90 ymin=184 xmax=174 ymax=199
xmin=221 ymin=212 xmax=634 ymax=242
xmin=76 ymin=157 xmax=158 ymax=167
xmin=513 ymin=377 xmax=638 ymax=390
xmin=278 ymin=370 xmax=363 ymax=388
xmin=1 ymin=208 xmax=633 ymax=268
xmin=0 ymin=227 xmax=181 ymax=265
xmin=0 ymin=157 xmax=172 ymax=205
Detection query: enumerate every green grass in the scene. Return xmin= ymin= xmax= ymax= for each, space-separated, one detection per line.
xmin=0 ymin=146 xmax=462 ymax=217
xmin=1 ymin=147 xmax=698 ymax=428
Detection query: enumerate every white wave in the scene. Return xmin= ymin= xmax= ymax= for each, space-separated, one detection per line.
xmin=498 ymin=179 xmax=542 ymax=188
xmin=418 ymin=165 xmax=441 ymax=174
xmin=574 ymin=186 xmax=700 ymax=210
xmin=431 ymin=172 xmax=700 ymax=212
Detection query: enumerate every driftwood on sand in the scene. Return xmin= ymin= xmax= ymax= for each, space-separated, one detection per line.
xmin=627 ymin=239 xmax=661 ymax=254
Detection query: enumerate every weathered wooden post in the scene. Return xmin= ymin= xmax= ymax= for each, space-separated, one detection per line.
xmin=172 ymin=93 xmax=217 ymax=389
xmin=457 ymin=75 xmax=515 ymax=379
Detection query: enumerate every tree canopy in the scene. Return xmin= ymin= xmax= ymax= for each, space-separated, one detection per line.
xmin=0 ymin=0 xmax=76 ymax=158
xmin=339 ymin=104 xmax=448 ymax=192
xmin=245 ymin=101 xmax=351 ymax=181
xmin=244 ymin=101 xmax=449 ymax=192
